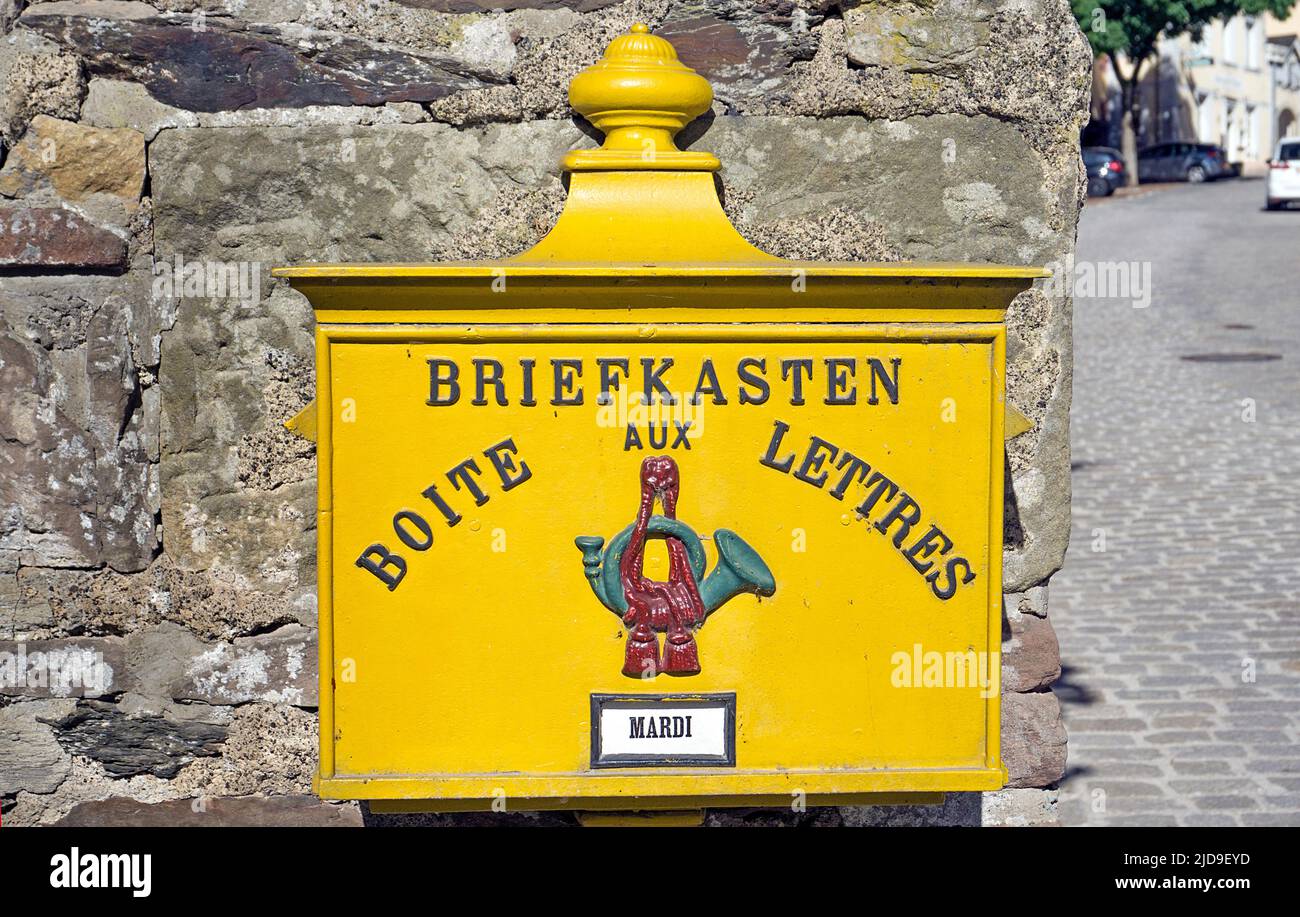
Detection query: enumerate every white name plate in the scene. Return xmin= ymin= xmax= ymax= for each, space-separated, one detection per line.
xmin=590 ymin=693 xmax=736 ymax=768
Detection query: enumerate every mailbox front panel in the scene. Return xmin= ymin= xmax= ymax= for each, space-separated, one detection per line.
xmin=316 ymin=322 xmax=1006 ymax=804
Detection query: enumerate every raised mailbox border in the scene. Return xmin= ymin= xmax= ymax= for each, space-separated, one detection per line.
xmin=279 ymin=22 xmax=1046 ymax=814
xmin=312 ymin=320 xmax=1007 ymax=810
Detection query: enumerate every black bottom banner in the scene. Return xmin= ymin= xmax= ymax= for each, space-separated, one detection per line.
xmin=0 ymin=821 xmax=1279 ymax=904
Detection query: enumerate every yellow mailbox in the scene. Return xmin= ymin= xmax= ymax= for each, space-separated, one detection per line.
xmin=274 ymin=23 xmax=1045 ymax=815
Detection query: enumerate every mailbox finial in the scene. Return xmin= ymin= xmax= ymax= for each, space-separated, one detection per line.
xmin=565 ymin=23 xmax=720 ymax=172
xmin=508 ymin=21 xmax=773 ymax=263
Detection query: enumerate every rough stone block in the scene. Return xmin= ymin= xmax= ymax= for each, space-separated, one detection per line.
xmin=1003 ymin=690 xmax=1068 ymax=788
xmin=0 ymin=115 xmax=145 ymax=225
xmin=981 ymin=787 xmax=1060 ymax=826
xmin=656 ymin=1 xmax=827 ymax=98
xmin=42 ymin=698 xmax=226 ymax=778
xmin=127 ymin=622 xmax=316 ymax=706
xmin=704 ymin=115 xmax=1066 ymax=265
xmin=79 ymin=78 xmax=198 ymax=140
xmin=123 ymin=621 xmax=204 ymax=700
xmin=181 ymin=625 xmax=316 ymax=706
xmin=1011 ymin=584 xmax=1050 ymax=618
xmin=1002 ymin=605 xmax=1062 ymax=692
xmin=0 ymin=277 xmax=159 ymax=573
xmin=844 ymin=0 xmax=990 ymax=77
xmin=170 ymin=703 xmax=316 ymax=797
xmin=0 ymin=40 xmax=85 ymax=144
xmin=0 ymin=637 xmax=125 ymax=697
xmin=54 ymin=794 xmax=362 ymax=826
xmin=13 ymin=557 xmax=307 ymax=641
xmin=20 ymin=2 xmax=502 ymax=112
xmin=0 ymin=698 xmax=77 ymax=795
xmin=0 ymin=204 xmax=126 ymax=269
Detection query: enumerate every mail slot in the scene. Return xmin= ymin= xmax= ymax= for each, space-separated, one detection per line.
xmin=273 ymin=23 xmax=1045 ymax=814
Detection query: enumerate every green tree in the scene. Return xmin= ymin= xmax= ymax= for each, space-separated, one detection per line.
xmin=1073 ymin=0 xmax=1296 ymax=184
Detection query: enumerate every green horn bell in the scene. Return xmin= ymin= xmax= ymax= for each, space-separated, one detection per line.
xmin=699 ymin=529 xmax=776 ymax=616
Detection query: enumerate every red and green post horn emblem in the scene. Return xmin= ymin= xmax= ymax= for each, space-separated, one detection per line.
xmin=575 ymin=456 xmax=777 ymax=678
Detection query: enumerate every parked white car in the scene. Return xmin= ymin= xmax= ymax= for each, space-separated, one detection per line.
xmin=1266 ymin=140 xmax=1300 ymax=210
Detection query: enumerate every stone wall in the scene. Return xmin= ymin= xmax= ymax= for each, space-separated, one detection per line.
xmin=0 ymin=0 xmax=1090 ymax=826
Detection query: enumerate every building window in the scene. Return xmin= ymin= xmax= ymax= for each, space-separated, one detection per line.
xmin=1246 ymin=18 xmax=1261 ymax=70
xmin=1223 ymin=17 xmax=1239 ymax=66
xmin=1197 ymin=93 xmax=1215 ymax=143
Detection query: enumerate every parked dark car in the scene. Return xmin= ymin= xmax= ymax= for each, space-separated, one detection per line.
xmin=1083 ymin=146 xmax=1126 ymax=196
xmin=1136 ymin=142 xmax=1229 ymax=183
xmin=1216 ymin=146 xmax=1242 ymax=178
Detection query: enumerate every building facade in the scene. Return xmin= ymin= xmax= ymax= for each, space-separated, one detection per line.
xmin=1268 ymin=10 xmax=1300 ymax=148
xmin=1088 ymin=12 xmax=1300 ymax=173
xmin=1185 ymin=15 xmax=1273 ymax=168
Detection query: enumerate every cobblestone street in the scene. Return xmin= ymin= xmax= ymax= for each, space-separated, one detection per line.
xmin=1053 ymin=178 xmax=1300 ymax=826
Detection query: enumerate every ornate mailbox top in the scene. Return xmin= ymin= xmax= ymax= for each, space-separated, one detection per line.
xmin=272 ymin=23 xmax=1045 ymax=308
